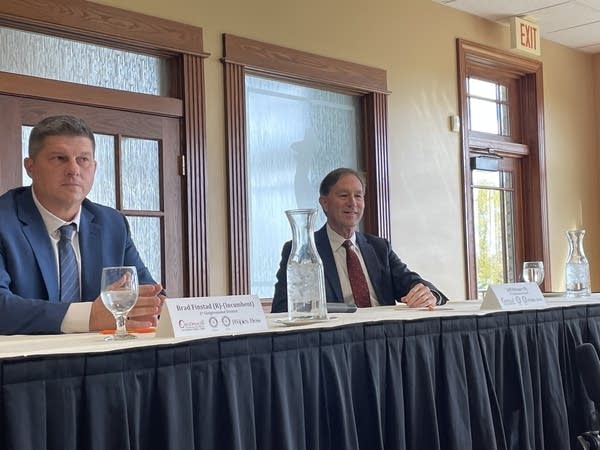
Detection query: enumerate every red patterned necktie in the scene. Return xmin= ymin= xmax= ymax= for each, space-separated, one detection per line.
xmin=342 ymin=240 xmax=371 ymax=307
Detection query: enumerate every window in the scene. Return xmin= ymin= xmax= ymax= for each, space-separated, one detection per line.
xmin=245 ymin=74 xmax=362 ymax=297
xmin=467 ymin=77 xmax=510 ymax=136
xmin=467 ymin=76 xmax=522 ymax=297
xmin=457 ymin=39 xmax=550 ymax=298
xmin=471 ymin=163 xmax=521 ymax=295
xmin=223 ymin=34 xmax=390 ymax=296
xmin=0 ymin=25 xmax=169 ymax=95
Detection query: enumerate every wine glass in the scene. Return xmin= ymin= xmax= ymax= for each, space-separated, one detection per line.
xmin=522 ymin=261 xmax=544 ymax=286
xmin=100 ymin=266 xmax=139 ymax=340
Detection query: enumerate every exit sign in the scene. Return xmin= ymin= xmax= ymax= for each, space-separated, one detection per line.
xmin=510 ymin=17 xmax=540 ymax=56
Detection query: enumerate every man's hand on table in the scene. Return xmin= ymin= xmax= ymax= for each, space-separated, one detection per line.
xmin=401 ymin=283 xmax=437 ymax=309
xmin=89 ymin=284 xmax=165 ymax=331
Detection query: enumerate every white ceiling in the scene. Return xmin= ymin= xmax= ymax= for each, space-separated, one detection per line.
xmin=433 ymin=0 xmax=600 ymax=53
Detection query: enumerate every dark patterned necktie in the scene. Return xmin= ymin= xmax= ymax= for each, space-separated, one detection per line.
xmin=342 ymin=240 xmax=371 ymax=307
xmin=58 ymin=224 xmax=80 ymax=302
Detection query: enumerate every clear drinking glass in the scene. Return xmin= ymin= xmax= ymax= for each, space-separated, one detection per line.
xmin=522 ymin=261 xmax=544 ymax=286
xmin=100 ymin=266 xmax=139 ymax=340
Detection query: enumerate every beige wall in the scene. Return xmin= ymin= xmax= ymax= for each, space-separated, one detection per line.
xmin=94 ymin=0 xmax=600 ymax=299
xmin=545 ymin=45 xmax=599 ymax=294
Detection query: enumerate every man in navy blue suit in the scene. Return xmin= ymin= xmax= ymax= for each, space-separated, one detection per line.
xmin=0 ymin=115 xmax=164 ymax=334
xmin=272 ymin=168 xmax=448 ymax=313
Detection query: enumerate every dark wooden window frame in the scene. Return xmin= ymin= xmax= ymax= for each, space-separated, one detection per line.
xmin=0 ymin=0 xmax=210 ymax=296
xmin=222 ymin=34 xmax=391 ymax=295
xmin=457 ymin=39 xmax=550 ymax=297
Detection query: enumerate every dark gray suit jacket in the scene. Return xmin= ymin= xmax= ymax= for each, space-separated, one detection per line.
xmin=0 ymin=187 xmax=155 ymax=334
xmin=271 ymin=224 xmax=448 ymax=312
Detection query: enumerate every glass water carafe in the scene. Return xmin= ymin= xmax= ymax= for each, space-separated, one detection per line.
xmin=285 ymin=209 xmax=328 ymax=321
xmin=565 ymin=229 xmax=591 ymax=297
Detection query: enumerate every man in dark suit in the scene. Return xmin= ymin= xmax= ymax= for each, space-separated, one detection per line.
xmin=272 ymin=168 xmax=447 ymax=312
xmin=0 ymin=115 xmax=164 ymax=334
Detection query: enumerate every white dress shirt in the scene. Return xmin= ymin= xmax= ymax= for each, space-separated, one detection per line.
xmin=326 ymin=224 xmax=380 ymax=307
xmin=31 ymin=188 xmax=91 ymax=333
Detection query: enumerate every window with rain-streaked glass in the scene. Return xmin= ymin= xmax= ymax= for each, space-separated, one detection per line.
xmin=245 ymin=75 xmax=362 ymax=298
xmin=0 ymin=26 xmax=169 ymax=95
xmin=121 ymin=138 xmax=160 ymax=211
xmin=128 ymin=216 xmax=162 ymax=284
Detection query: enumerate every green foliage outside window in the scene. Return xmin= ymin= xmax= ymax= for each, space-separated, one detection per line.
xmin=475 ymin=188 xmax=504 ymax=294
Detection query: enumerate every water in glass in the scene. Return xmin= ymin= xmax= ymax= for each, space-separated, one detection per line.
xmin=522 ymin=261 xmax=544 ymax=286
xmin=101 ymin=266 xmax=139 ymax=340
xmin=285 ymin=209 xmax=327 ymax=322
xmin=565 ymin=229 xmax=591 ymax=297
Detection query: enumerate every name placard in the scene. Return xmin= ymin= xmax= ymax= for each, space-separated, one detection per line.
xmin=481 ymin=282 xmax=546 ymax=310
xmin=156 ymin=295 xmax=267 ymax=338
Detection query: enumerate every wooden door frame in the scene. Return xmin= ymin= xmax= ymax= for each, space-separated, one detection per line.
xmin=2 ymin=95 xmax=185 ymax=297
xmin=0 ymin=0 xmax=209 ymax=296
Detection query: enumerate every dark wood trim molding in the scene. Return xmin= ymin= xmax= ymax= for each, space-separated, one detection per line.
xmin=521 ymin=71 xmax=551 ymax=283
xmin=457 ymin=38 xmax=550 ymax=297
xmin=223 ymin=34 xmax=388 ymax=94
xmin=457 ymin=41 xmax=475 ymax=298
xmin=363 ymin=92 xmax=391 ymax=239
xmin=223 ymin=34 xmax=390 ymax=295
xmin=0 ymin=0 xmax=207 ymax=57
xmin=468 ymin=136 xmax=529 ymax=157
xmin=224 ymin=62 xmax=249 ymax=294
xmin=0 ymin=71 xmax=184 ymax=117
xmin=182 ymin=54 xmax=209 ymax=297
xmin=459 ymin=39 xmax=542 ymax=75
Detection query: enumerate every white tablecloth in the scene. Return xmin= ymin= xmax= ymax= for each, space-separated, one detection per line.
xmin=1 ymin=293 xmax=598 ymax=359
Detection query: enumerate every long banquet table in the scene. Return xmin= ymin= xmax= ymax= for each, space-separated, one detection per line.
xmin=1 ymin=296 xmax=600 ymax=450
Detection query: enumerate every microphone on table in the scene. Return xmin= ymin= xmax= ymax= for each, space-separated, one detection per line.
xmin=326 ymin=303 xmax=357 ymax=313
xmin=575 ymin=343 xmax=600 ymax=449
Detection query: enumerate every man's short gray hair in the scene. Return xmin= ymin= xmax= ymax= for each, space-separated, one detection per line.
xmin=29 ymin=115 xmax=95 ymax=158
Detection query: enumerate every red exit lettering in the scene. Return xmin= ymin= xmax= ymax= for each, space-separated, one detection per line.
xmin=520 ymin=23 xmax=538 ymax=50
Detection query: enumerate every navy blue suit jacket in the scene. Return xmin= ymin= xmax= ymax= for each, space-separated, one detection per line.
xmin=272 ymin=225 xmax=448 ymax=312
xmin=0 ymin=187 xmax=155 ymax=334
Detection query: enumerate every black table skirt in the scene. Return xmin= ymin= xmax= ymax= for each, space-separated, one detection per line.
xmin=1 ymin=304 xmax=599 ymax=450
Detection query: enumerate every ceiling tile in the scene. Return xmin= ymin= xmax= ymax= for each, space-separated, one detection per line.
xmin=578 ymin=0 xmax=600 ymax=11
xmin=433 ymin=0 xmax=600 ymax=53
xmin=528 ymin=2 xmax=600 ymax=33
xmin=577 ymin=42 xmax=600 ymax=52
xmin=434 ymin=0 xmax=572 ymax=21
xmin=546 ymin=20 xmax=600 ymax=47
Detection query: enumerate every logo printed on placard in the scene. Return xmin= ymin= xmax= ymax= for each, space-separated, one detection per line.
xmin=178 ymin=319 xmax=205 ymax=331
